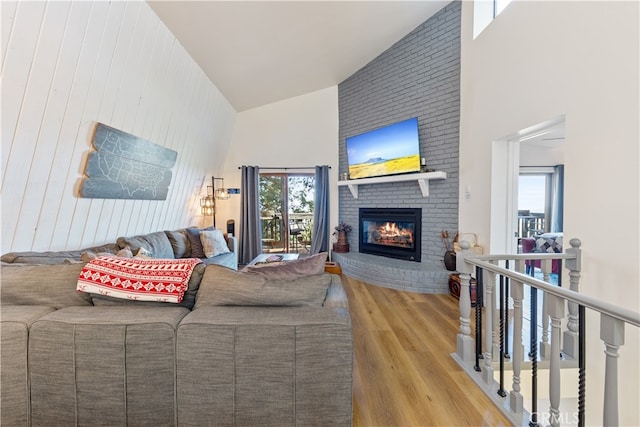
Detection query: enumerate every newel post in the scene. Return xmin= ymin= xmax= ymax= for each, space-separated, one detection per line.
xmin=564 ymin=238 xmax=582 ymax=358
xmin=456 ymin=240 xmax=474 ymax=365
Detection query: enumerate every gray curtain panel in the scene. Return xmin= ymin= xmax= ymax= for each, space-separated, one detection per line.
xmin=311 ymin=165 xmax=330 ymax=254
xmin=240 ymin=166 xmax=262 ymax=264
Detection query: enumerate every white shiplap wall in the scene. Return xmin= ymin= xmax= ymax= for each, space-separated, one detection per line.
xmin=1 ymin=1 xmax=236 ymax=253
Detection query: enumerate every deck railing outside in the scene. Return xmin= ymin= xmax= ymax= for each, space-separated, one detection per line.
xmin=452 ymin=239 xmax=640 ymax=426
xmin=260 ymin=212 xmax=313 ymax=253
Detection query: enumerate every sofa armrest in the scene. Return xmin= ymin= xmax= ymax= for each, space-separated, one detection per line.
xmin=225 ymin=235 xmax=237 ymax=253
xmin=1 ymin=306 xmax=57 ymax=426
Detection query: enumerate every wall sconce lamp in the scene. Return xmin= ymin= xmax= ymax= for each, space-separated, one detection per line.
xmin=200 ymin=177 xmax=228 ymax=227
xmin=213 ymin=177 xmax=230 ymax=201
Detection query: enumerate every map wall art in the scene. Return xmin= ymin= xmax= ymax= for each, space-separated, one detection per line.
xmin=80 ymin=123 xmax=177 ymax=200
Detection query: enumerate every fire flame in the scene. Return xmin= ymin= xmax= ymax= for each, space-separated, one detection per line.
xmin=372 ymin=222 xmax=413 ymax=246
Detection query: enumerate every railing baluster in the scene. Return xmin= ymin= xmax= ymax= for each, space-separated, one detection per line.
xmin=491 ymin=264 xmax=500 ymax=370
xmin=498 ymin=272 xmax=507 ymax=397
xmin=474 ymin=266 xmax=483 ymax=372
xmin=548 ymin=294 xmax=565 ymax=427
xmin=483 ymin=269 xmax=496 ymax=384
xmin=601 ymin=313 xmax=625 ymax=426
xmin=456 ymin=241 xmax=474 ymax=365
xmin=504 ymin=260 xmax=510 ymax=359
xmin=578 ymin=304 xmax=586 ymax=427
xmin=530 ymin=273 xmax=539 ymax=427
xmin=564 ymin=239 xmax=582 ymax=358
xmin=509 ymin=262 xmax=524 ymax=416
xmin=540 ymin=259 xmax=552 ymax=360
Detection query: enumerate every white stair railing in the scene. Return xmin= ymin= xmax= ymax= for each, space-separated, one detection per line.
xmin=452 ymin=239 xmax=640 ymax=426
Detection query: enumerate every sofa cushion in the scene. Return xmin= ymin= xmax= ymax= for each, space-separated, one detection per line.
xmin=535 ymin=233 xmax=563 ymax=253
xmin=244 ymin=252 xmax=327 ymax=280
xmin=29 ymin=306 xmax=189 ymax=426
xmin=165 ymin=229 xmax=191 ymax=258
xmin=116 ymin=231 xmax=174 ymax=259
xmin=176 ymin=306 xmax=353 ymax=427
xmin=1 ymin=263 xmax=93 ymax=308
xmin=199 ymin=251 xmax=238 ymax=270
xmin=200 ymin=229 xmax=230 ymax=258
xmin=194 ymin=265 xmax=330 ymax=308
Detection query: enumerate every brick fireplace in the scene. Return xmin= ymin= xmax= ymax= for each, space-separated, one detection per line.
xmin=332 ymin=206 xmax=450 ymax=294
xmin=334 ymin=2 xmax=460 ymax=294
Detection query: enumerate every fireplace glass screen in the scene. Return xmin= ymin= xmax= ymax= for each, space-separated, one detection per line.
xmin=362 ymin=220 xmax=415 ymax=249
xmin=359 ymin=208 xmax=421 ymax=262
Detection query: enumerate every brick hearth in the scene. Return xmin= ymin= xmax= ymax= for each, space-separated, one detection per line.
xmin=331 ymin=252 xmax=450 ymax=294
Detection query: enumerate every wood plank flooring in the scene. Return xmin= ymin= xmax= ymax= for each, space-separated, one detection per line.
xmin=343 ymin=275 xmax=513 ymax=427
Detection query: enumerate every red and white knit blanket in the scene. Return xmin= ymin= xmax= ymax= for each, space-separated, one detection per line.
xmin=77 ymin=257 xmax=202 ymax=303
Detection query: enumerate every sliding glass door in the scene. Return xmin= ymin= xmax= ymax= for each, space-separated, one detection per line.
xmin=259 ymin=173 xmax=315 ymax=253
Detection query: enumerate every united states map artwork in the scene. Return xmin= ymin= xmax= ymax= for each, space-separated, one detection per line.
xmin=80 ymin=123 xmax=178 ymax=200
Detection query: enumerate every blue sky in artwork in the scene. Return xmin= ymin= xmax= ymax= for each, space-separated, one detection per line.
xmin=346 ymin=117 xmax=420 ymax=165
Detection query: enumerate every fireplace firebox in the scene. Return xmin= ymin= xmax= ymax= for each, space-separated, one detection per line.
xmin=359 ymin=208 xmax=421 ymax=262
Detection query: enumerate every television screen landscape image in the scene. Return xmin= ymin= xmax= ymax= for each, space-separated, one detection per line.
xmin=346 ymin=117 xmax=421 ymax=180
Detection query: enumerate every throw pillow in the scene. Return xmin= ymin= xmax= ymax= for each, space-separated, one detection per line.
xmin=200 ymin=229 xmax=230 ymax=258
xmin=184 ymin=226 xmax=214 ymax=259
xmin=165 ymin=229 xmax=191 ymax=258
xmin=116 ymin=231 xmax=174 ymax=259
xmin=81 ymin=251 xmax=97 ymax=262
xmin=135 ymin=246 xmax=153 ymax=258
xmin=116 ymin=247 xmax=133 ymax=258
xmin=244 ymin=252 xmax=327 ymax=280
xmin=194 ymin=265 xmax=330 ymax=308
xmin=81 ymin=251 xmax=120 ymax=262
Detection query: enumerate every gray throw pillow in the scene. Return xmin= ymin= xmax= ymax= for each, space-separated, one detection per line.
xmin=194 ymin=264 xmax=330 ymax=308
xmin=184 ymin=226 xmax=214 ymax=259
xmin=165 ymin=229 xmax=191 ymax=258
xmin=116 ymin=231 xmax=174 ymax=259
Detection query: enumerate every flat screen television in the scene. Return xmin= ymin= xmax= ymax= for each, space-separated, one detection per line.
xmin=346 ymin=117 xmax=421 ymax=180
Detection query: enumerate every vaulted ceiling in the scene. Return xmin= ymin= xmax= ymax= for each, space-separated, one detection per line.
xmin=148 ymin=1 xmax=449 ymax=111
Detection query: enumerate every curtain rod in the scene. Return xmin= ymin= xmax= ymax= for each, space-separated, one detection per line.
xmin=237 ymin=166 xmax=331 ymax=170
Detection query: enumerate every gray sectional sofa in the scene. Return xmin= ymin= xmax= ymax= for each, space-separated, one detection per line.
xmin=1 ymin=228 xmax=353 ymax=426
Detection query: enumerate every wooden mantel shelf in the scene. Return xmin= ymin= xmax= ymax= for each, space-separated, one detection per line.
xmin=337 ymin=171 xmax=446 ymax=198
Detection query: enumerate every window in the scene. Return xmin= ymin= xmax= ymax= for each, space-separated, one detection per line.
xmin=259 ymin=173 xmax=315 ymax=253
xmin=517 ymin=168 xmax=561 ymax=239
xmin=473 ymin=0 xmax=514 ymax=39
xmin=518 ymin=174 xmax=548 ymax=215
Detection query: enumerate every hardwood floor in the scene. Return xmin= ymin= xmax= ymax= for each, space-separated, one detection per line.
xmin=343 ymin=275 xmax=513 ymax=427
